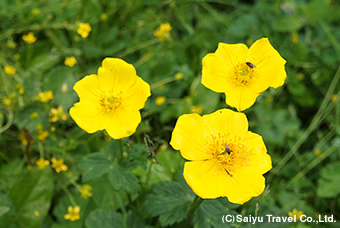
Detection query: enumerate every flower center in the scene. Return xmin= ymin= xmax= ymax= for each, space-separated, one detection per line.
xmin=207 ymin=133 xmax=247 ymax=177
xmin=100 ymin=93 xmax=122 ymax=112
xmin=234 ymin=62 xmax=256 ymax=85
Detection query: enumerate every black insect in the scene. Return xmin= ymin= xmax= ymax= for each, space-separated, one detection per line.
xmin=246 ymin=62 xmax=256 ymax=68
xmin=225 ymin=144 xmax=231 ymax=155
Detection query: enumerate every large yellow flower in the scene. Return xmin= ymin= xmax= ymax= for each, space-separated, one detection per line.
xmin=170 ymin=109 xmax=272 ymax=204
xmin=202 ymin=38 xmax=287 ymax=111
xmin=70 ymin=58 xmax=151 ymax=139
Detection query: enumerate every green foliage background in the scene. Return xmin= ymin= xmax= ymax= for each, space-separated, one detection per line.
xmin=0 ymin=0 xmax=340 ymax=227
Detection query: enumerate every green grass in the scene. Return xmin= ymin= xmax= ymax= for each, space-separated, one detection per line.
xmin=0 ymin=0 xmax=340 ymax=227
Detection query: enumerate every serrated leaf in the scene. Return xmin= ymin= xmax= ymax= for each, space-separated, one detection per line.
xmin=144 ymin=181 xmax=195 ymax=226
xmin=194 ymin=199 xmax=239 ymax=228
xmin=109 ymin=165 xmax=140 ymax=193
xmin=79 ymin=152 xmax=113 ymax=182
xmin=8 ymin=168 xmax=54 ymax=227
xmin=317 ymin=161 xmax=340 ymax=198
xmin=85 ymin=209 xmax=123 ymax=228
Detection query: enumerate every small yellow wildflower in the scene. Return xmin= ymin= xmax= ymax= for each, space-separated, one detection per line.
xmin=64 ymin=56 xmax=77 ymax=67
xmin=190 ymin=105 xmax=203 ymax=114
xmin=30 ymin=112 xmax=39 ymax=120
xmin=291 ymin=32 xmax=299 ymax=44
xmin=36 ymin=124 xmax=49 ymax=142
xmin=331 ymin=94 xmax=338 ymax=102
xmin=155 ymin=96 xmax=166 ymax=106
xmin=17 ymin=85 xmax=24 ymax=94
xmin=288 ymin=209 xmax=303 ymax=221
xmin=154 ymin=22 xmax=172 ymax=41
xmin=174 ymin=72 xmax=184 ymax=80
xmin=34 ymin=210 xmax=40 ymax=216
xmin=32 ymin=8 xmax=40 ymax=15
xmin=36 ymin=158 xmax=50 ymax=170
xmin=18 ymin=131 xmax=28 ymax=146
xmin=49 ymin=106 xmax=68 ymax=122
xmin=6 ymin=40 xmax=17 ymax=49
xmin=4 ymin=65 xmax=16 ymax=75
xmin=3 ymin=97 xmax=11 ymax=106
xmin=51 ymin=158 xmax=68 ymax=173
xmin=314 ymin=148 xmax=322 ymax=158
xmin=22 ymin=32 xmax=37 ymax=44
xmin=38 ymin=91 xmax=53 ymax=102
xmin=100 ymin=13 xmax=108 ymax=21
xmin=297 ymin=73 xmax=305 ymax=81
xmin=80 ymin=184 xmax=93 ymax=199
xmin=64 ymin=206 xmax=80 ymax=221
xmin=77 ymin=22 xmax=92 ymax=38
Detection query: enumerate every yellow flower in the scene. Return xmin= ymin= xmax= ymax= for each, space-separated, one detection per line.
xmin=288 ymin=209 xmax=303 ymax=221
xmin=155 ymin=96 xmax=166 ymax=106
xmin=30 ymin=112 xmax=39 ymax=120
xmin=18 ymin=131 xmax=28 ymax=146
xmin=17 ymin=84 xmax=24 ymax=94
xmin=154 ymin=22 xmax=172 ymax=41
xmin=170 ymin=109 xmax=272 ymax=204
xmin=51 ymin=158 xmax=68 ymax=173
xmin=70 ymin=58 xmax=151 ymax=139
xmin=36 ymin=124 xmax=49 ymax=142
xmin=36 ymin=157 xmax=50 ymax=170
xmin=64 ymin=56 xmax=77 ymax=67
xmin=49 ymin=106 xmax=68 ymax=122
xmin=22 ymin=32 xmax=37 ymax=44
xmin=77 ymin=22 xmax=92 ymax=38
xmin=291 ymin=32 xmax=299 ymax=44
xmin=6 ymin=41 xmax=17 ymax=49
xmin=100 ymin=13 xmax=108 ymax=21
xmin=3 ymin=97 xmax=11 ymax=106
xmin=314 ymin=148 xmax=322 ymax=158
xmin=32 ymin=8 xmax=40 ymax=15
xmin=331 ymin=94 xmax=338 ymax=102
xmin=4 ymin=65 xmax=16 ymax=75
xmin=64 ymin=206 xmax=80 ymax=221
xmin=190 ymin=105 xmax=203 ymax=114
xmin=80 ymin=184 xmax=93 ymax=199
xmin=34 ymin=210 xmax=40 ymax=216
xmin=38 ymin=91 xmax=53 ymax=102
xmin=202 ymin=37 xmax=287 ymax=111
xmin=174 ymin=72 xmax=184 ymax=80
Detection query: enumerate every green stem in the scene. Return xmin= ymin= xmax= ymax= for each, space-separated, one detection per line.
xmin=187 ymin=196 xmax=203 ymax=224
xmin=271 ymin=65 xmax=340 ymax=174
xmin=0 ymin=106 xmax=13 ymax=134
xmin=118 ymin=139 xmax=124 ymax=159
xmin=145 ymin=161 xmax=154 ymax=187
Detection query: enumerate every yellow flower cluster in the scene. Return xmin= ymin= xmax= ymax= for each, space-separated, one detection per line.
xmin=49 ymin=106 xmax=68 ymax=122
xmin=64 ymin=206 xmax=80 ymax=221
xmin=80 ymin=184 xmax=93 ymax=199
xmin=288 ymin=209 xmax=304 ymax=220
xmin=64 ymin=56 xmax=77 ymax=67
xmin=154 ymin=22 xmax=172 ymax=41
xmin=51 ymin=158 xmax=68 ymax=173
xmin=4 ymin=65 xmax=16 ymax=75
xmin=22 ymin=32 xmax=37 ymax=44
xmin=77 ymin=22 xmax=92 ymax=38
xmin=36 ymin=158 xmax=50 ymax=170
xmin=38 ymin=91 xmax=53 ymax=102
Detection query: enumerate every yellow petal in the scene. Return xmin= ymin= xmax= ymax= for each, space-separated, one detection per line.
xmin=73 ymin=206 xmax=80 ymax=213
xmin=121 ymin=76 xmax=151 ymax=110
xmin=170 ymin=114 xmax=211 ymax=161
xmin=69 ymin=102 xmax=109 ymax=133
xmin=202 ymin=43 xmax=248 ymax=93
xmin=73 ymin=74 xmax=102 ymax=104
xmin=97 ymin=58 xmax=137 ymax=93
xmin=239 ymin=132 xmax=272 ymax=174
xmin=224 ymin=85 xmax=258 ymax=111
xmin=183 ymin=161 xmax=221 ymax=198
xmin=202 ymin=109 xmax=248 ymax=139
xmin=105 ymin=109 xmax=141 ymax=139
xmin=247 ymin=38 xmax=287 ymax=92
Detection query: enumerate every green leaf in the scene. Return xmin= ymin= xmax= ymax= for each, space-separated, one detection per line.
xmin=108 ymin=165 xmax=141 ymax=193
xmin=0 ymin=206 xmax=10 ymax=217
xmin=317 ymin=161 xmax=340 ymax=198
xmin=79 ymin=152 xmax=113 ymax=182
xmin=8 ymin=168 xmax=54 ymax=227
xmin=194 ymin=199 xmax=239 ymax=228
xmin=144 ymin=181 xmax=195 ymax=226
xmin=85 ymin=209 xmax=123 ymax=228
